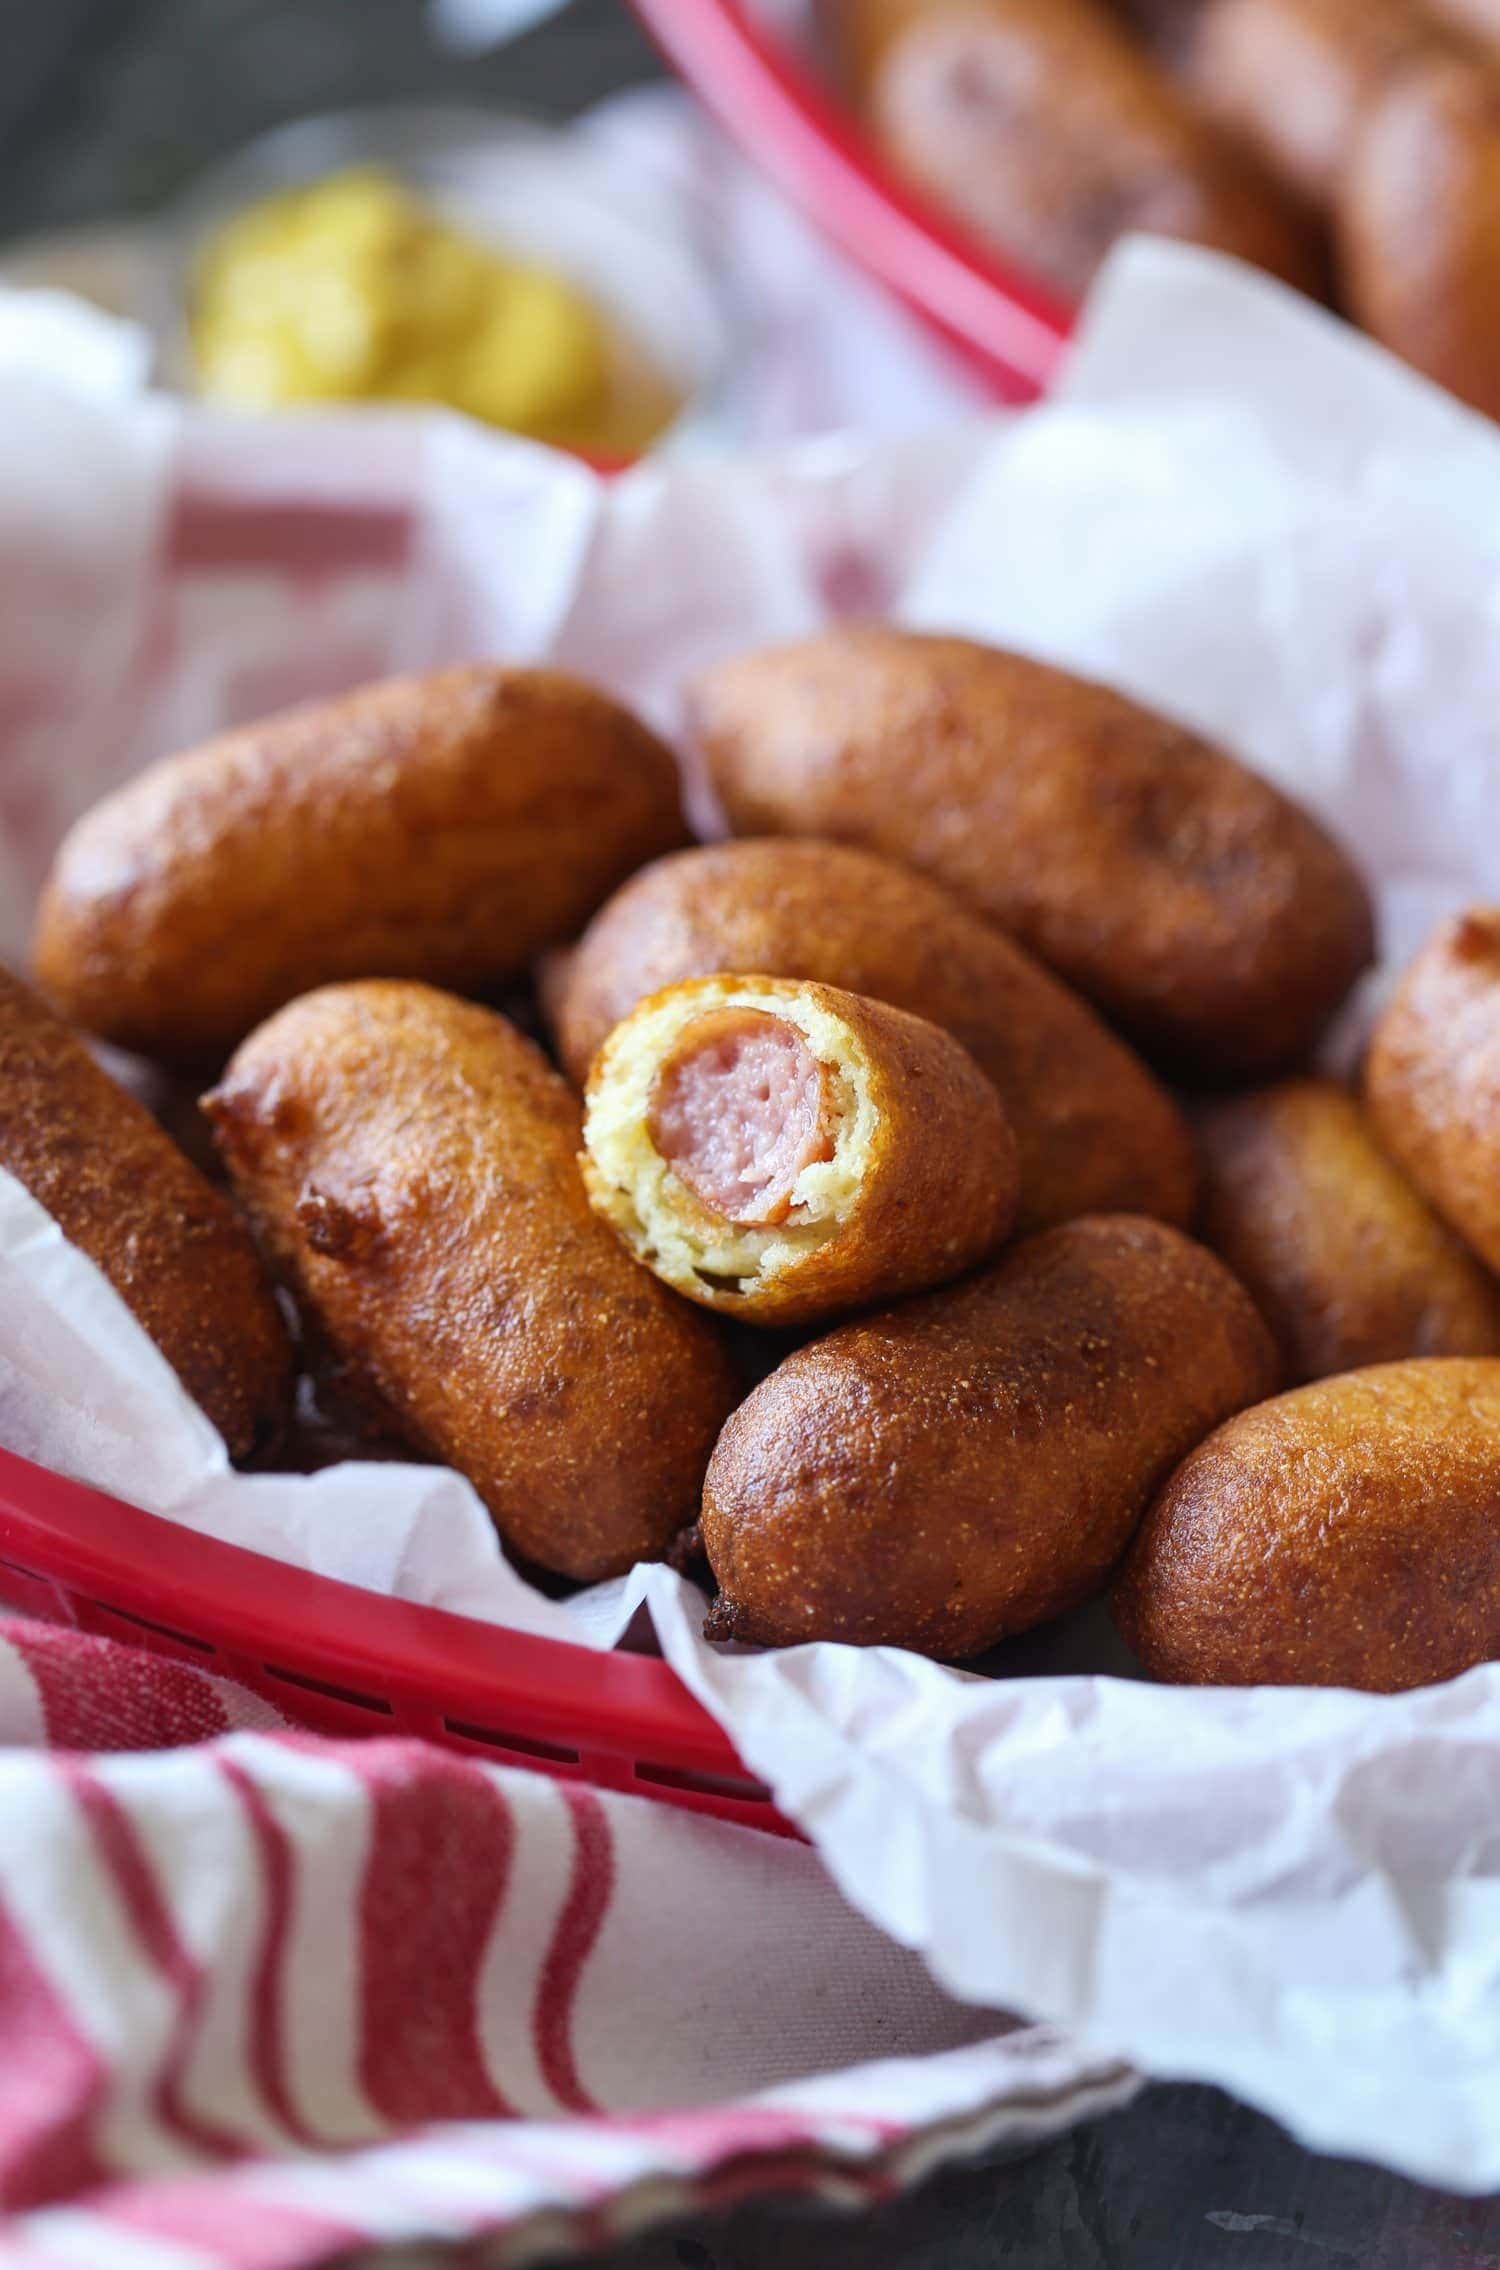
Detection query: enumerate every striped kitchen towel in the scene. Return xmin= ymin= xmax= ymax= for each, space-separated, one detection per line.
xmin=0 ymin=1614 xmax=1135 ymax=2268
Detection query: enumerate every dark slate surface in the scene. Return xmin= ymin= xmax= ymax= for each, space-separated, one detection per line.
xmin=0 ymin=0 xmax=661 ymax=238
xmin=2 ymin=2 xmax=1497 ymax=2262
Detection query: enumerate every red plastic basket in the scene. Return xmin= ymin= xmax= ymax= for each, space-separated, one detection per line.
xmin=627 ymin=0 xmax=1075 ymax=402
xmin=0 ymin=1447 xmax=794 ymax=1837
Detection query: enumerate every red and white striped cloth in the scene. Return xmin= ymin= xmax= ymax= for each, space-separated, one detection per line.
xmin=0 ymin=1615 xmax=1135 ymax=2269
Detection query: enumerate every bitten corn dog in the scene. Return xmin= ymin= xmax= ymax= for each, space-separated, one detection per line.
xmin=546 ymin=840 xmax=1197 ymax=1234
xmin=582 ymin=974 xmax=1017 ymax=1326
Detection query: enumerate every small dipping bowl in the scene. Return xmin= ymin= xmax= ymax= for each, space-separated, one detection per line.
xmin=154 ymin=104 xmax=732 ymax=462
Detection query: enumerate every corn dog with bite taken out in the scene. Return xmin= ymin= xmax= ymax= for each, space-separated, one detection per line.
xmin=583 ymin=974 xmax=1018 ymax=1326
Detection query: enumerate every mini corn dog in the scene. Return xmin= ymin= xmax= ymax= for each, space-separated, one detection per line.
xmin=690 ymin=628 xmax=1375 ymax=1079
xmin=831 ymin=0 xmax=1324 ymax=300
xmin=582 ymin=975 xmax=1018 ymax=1326
xmin=702 ymin=1214 xmax=1278 ymax=1656
xmin=1116 ymin=1358 xmax=1500 ymax=1690
xmin=0 ymin=968 xmax=292 ymax=1459
xmin=1185 ymin=0 xmax=1446 ymax=206
xmin=206 ymin=980 xmax=737 ymax=1581
xmin=1196 ymin=1079 xmax=1500 ymax=1382
xmin=34 ymin=666 xmax=687 ymax=1064
xmin=1340 ymin=51 xmax=1500 ymax=422
xmin=546 ymin=840 xmax=1197 ymax=1236
xmin=1365 ymin=907 xmax=1500 ymax=1272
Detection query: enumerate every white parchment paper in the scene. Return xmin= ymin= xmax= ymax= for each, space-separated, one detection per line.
xmin=6 ymin=242 xmax=1500 ymax=2184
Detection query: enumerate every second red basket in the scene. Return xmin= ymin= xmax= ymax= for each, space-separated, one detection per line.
xmin=629 ymin=0 xmax=1075 ymax=402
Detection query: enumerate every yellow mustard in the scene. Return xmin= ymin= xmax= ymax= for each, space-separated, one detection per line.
xmin=190 ymin=166 xmax=679 ymax=456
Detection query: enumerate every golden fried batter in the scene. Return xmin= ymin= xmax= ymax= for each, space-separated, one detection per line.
xmin=34 ymin=666 xmax=688 ymax=1064
xmin=701 ymin=1213 xmax=1277 ymax=1656
xmin=689 ymin=629 xmax=1375 ymax=1079
xmin=1116 ymin=1358 xmax=1500 ymax=1689
xmin=834 ymin=0 xmax=1325 ymax=300
xmin=1197 ymin=1079 xmax=1500 ymax=1381
xmin=205 ymin=980 xmax=737 ymax=1582
xmin=1340 ymin=52 xmax=1500 ymax=423
xmin=1366 ymin=908 xmax=1500 ymax=1273
xmin=546 ymin=840 xmax=1198 ymax=1234
xmin=583 ymin=974 xmax=1018 ymax=1325
xmin=1185 ymin=0 xmax=1449 ymax=206
xmin=0 ymin=968 xmax=291 ymax=1458
xmin=1430 ymin=0 xmax=1500 ymax=41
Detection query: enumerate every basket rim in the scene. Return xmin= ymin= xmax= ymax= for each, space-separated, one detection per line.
xmin=627 ymin=0 xmax=1075 ymax=400
xmin=0 ymin=1443 xmax=792 ymax=1825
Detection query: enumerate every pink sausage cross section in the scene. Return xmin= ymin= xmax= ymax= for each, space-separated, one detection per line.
xmin=648 ymin=1008 xmax=838 ymax=1227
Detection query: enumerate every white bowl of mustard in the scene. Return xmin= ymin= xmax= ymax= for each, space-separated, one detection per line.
xmin=158 ymin=106 xmax=731 ymax=462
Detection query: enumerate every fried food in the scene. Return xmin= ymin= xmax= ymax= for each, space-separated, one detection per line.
xmin=1115 ymin=1358 xmax=1500 ymax=1688
xmin=0 ymin=968 xmax=291 ymax=1458
xmin=1339 ymin=52 xmax=1500 ymax=422
xmin=819 ymin=0 xmax=933 ymax=102
xmin=1365 ymin=908 xmax=1500 ymax=1273
xmin=1428 ymin=0 xmax=1500 ymax=47
xmin=33 ymin=666 xmax=688 ymax=1064
xmin=689 ymin=629 xmax=1375 ymax=1078
xmin=204 ymin=980 xmax=737 ymax=1581
xmin=1111 ymin=0 xmax=1208 ymax=64
xmin=1196 ymin=1079 xmax=1500 ymax=1381
xmin=701 ymin=1213 xmax=1277 ymax=1656
xmin=1185 ymin=0 xmax=1447 ymax=206
xmin=582 ymin=974 xmax=1017 ymax=1325
xmin=835 ymin=0 xmax=1324 ymax=300
xmin=547 ymin=840 xmax=1197 ymax=1234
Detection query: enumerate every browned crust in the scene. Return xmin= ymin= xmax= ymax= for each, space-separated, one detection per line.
xmin=548 ymin=840 xmax=1198 ymax=1234
xmin=848 ymin=0 xmax=1325 ymax=301
xmin=585 ymin=974 xmax=1019 ymax=1327
xmin=1114 ymin=1357 xmax=1500 ymax=1689
xmin=819 ymin=0 xmax=1224 ymax=107
xmin=1365 ymin=909 xmax=1500 ymax=1273
xmin=204 ymin=980 xmax=737 ymax=1582
xmin=818 ymin=0 xmax=936 ymax=103
xmin=700 ymin=1213 xmax=1278 ymax=1657
xmin=1431 ymin=0 xmax=1500 ymax=43
xmin=33 ymin=666 xmax=688 ymax=1065
xmin=0 ymin=968 xmax=292 ymax=1458
xmin=1196 ymin=1078 xmax=1500 ymax=1381
xmin=1338 ymin=51 xmax=1500 ymax=422
xmin=688 ymin=629 xmax=1375 ymax=1080
xmin=1185 ymin=0 xmax=1449 ymax=208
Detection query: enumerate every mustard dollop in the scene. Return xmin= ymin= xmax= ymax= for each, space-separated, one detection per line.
xmin=190 ymin=166 xmax=677 ymax=455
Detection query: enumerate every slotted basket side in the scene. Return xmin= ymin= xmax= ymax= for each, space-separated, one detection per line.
xmin=0 ymin=1447 xmax=796 ymax=1837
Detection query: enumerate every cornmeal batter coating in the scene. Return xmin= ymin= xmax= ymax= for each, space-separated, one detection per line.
xmin=34 ymin=666 xmax=688 ymax=1063
xmin=546 ymin=839 xmax=1197 ymax=1234
xmin=1196 ymin=1079 xmax=1500 ymax=1381
xmin=689 ymin=629 xmax=1374 ymax=1079
xmin=0 ymin=968 xmax=291 ymax=1458
xmin=583 ymin=973 xmax=1018 ymax=1326
xmin=1366 ymin=908 xmax=1500 ymax=1274
xmin=1116 ymin=1359 xmax=1500 ymax=1689
xmin=206 ymin=980 xmax=737 ymax=1581
xmin=701 ymin=1214 xmax=1277 ymax=1657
